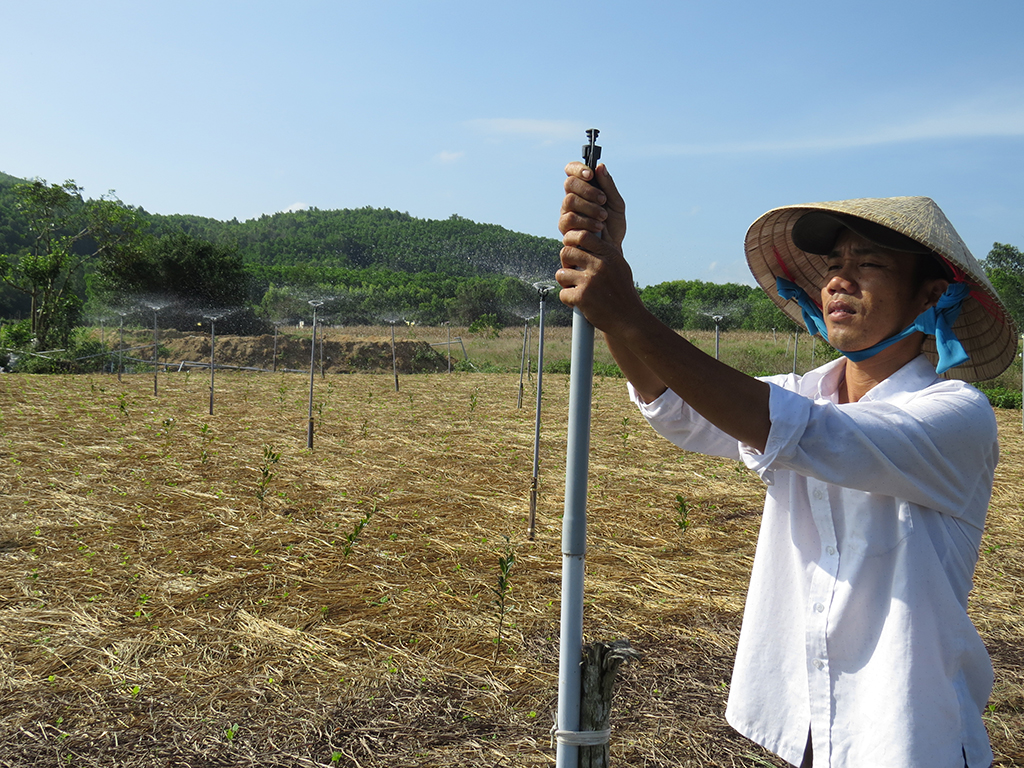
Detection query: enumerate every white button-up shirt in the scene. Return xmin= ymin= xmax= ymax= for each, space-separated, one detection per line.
xmin=631 ymin=355 xmax=997 ymax=768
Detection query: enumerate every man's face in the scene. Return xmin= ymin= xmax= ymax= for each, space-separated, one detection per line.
xmin=819 ymin=230 xmax=942 ymax=353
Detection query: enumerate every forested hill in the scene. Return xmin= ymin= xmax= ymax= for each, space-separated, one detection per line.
xmin=0 ymin=170 xmax=800 ymax=339
xmin=0 ymin=170 xmax=560 ymax=281
xmin=149 ymin=207 xmax=562 ymax=279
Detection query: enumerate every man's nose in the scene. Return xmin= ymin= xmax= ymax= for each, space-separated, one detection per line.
xmin=825 ymin=271 xmax=856 ymax=294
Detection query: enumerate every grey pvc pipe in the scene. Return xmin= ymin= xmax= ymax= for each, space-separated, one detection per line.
xmin=556 ymin=307 xmax=594 ymax=767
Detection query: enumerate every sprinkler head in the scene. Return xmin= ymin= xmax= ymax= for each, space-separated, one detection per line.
xmin=533 ymin=280 xmax=558 ymax=297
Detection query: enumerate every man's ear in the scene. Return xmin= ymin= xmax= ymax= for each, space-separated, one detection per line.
xmin=922 ymin=279 xmax=950 ymax=310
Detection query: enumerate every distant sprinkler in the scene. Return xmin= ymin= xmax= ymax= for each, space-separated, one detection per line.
xmin=517 ymin=319 xmax=531 ymax=409
xmin=528 ymin=280 xmax=558 ymax=540
xmin=443 ymin=321 xmax=452 ymax=374
xmin=307 ymin=300 xmax=324 ymax=449
xmin=139 ymin=301 xmax=172 ymax=396
xmin=203 ymin=312 xmax=230 ymax=415
xmin=116 ymin=311 xmax=127 ymax=382
xmin=389 ymin=319 xmax=400 ymax=392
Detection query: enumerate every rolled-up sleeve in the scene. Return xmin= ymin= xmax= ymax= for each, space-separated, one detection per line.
xmin=630 ymin=361 xmax=997 ymax=525
xmin=628 ymin=381 xmax=742 ymax=460
xmin=742 ymin=381 xmax=997 ymax=523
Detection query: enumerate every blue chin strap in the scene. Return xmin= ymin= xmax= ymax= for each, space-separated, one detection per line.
xmin=775 ymin=277 xmax=970 ymax=374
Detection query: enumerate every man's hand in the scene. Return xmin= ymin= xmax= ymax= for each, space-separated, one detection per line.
xmin=558 ymin=162 xmax=626 ymax=247
xmin=556 ymin=162 xmax=647 ymax=337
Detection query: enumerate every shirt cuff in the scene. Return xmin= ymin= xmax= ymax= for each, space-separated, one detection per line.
xmin=738 ymin=382 xmax=812 ymax=484
xmin=627 ymin=380 xmax=681 ymax=419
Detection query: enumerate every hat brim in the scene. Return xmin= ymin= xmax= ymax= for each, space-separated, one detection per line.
xmin=745 ymin=197 xmax=1019 ymax=382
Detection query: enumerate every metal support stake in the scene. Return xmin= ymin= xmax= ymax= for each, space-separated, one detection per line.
xmin=391 ymin=321 xmax=399 ymax=392
xmin=518 ymin=320 xmax=530 ymax=409
xmin=117 ymin=314 xmax=125 ymax=383
xmin=152 ymin=309 xmax=159 ymax=397
xmin=307 ymin=301 xmax=323 ymax=448
xmin=528 ymin=287 xmax=551 ymax=540
xmin=208 ymin=318 xmax=216 ymax=415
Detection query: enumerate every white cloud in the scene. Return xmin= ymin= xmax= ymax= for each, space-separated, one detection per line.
xmin=650 ymin=93 xmax=1024 ymax=157
xmin=283 ymin=202 xmax=308 ymax=213
xmin=436 ymin=150 xmax=464 ymax=163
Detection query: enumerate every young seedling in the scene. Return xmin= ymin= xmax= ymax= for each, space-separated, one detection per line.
xmin=342 ymin=507 xmax=373 ymax=558
xmin=491 ymin=537 xmax=515 ymax=659
xmin=256 ymin=446 xmax=281 ymax=501
xmin=674 ymin=494 xmax=691 ymax=535
xmin=199 ymin=423 xmax=214 ymax=465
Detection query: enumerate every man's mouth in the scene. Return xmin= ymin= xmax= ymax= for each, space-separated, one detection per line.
xmin=827 ymin=300 xmax=856 ymax=318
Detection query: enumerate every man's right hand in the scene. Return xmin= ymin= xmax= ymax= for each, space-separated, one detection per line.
xmin=558 ymin=161 xmax=626 ymax=249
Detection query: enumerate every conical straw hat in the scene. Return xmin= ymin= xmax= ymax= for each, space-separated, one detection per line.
xmin=745 ymin=196 xmax=1019 ymax=381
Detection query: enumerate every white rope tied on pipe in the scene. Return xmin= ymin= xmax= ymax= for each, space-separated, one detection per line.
xmin=550 ymin=726 xmax=611 ymax=748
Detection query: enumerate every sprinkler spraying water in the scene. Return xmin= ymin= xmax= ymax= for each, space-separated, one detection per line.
xmin=140 ymin=299 xmax=174 ymax=396
xmin=514 ymin=300 xmax=540 ymax=409
xmin=699 ymin=308 xmax=735 ymax=361
xmin=202 ymin=310 xmax=236 ymax=415
xmin=390 ymin=320 xmax=399 ymax=392
xmin=115 ymin=310 xmax=128 ymax=382
xmin=380 ymin=312 xmax=403 ymax=392
xmin=528 ymin=280 xmax=557 ymax=541
xmin=306 ymin=300 xmax=324 ymax=448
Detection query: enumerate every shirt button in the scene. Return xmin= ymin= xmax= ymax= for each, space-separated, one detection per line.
xmin=813 ymin=659 xmax=824 ymax=670
xmin=814 ymin=603 xmax=825 ymax=613
xmin=826 ymin=546 xmax=836 ymax=556
xmin=813 ymin=489 xmax=824 ymax=500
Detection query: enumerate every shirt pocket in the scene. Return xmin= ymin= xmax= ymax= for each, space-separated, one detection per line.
xmin=836 ymin=497 xmax=915 ymax=558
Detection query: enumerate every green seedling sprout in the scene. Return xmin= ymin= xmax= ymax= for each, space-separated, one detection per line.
xmin=675 ymin=494 xmax=691 ymax=534
xmin=342 ymin=507 xmax=373 ymax=558
xmin=256 ymin=446 xmax=281 ymax=501
xmin=491 ymin=536 xmax=515 ymax=659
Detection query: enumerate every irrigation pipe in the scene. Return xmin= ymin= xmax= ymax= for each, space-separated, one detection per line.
xmin=555 ymin=128 xmax=600 ymax=768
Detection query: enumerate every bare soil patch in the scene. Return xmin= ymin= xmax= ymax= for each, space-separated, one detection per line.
xmin=153 ymin=331 xmax=448 ymax=374
xmin=0 ymin=371 xmax=1021 ymax=766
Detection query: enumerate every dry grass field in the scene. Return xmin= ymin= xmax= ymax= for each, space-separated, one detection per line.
xmin=1 ymin=345 xmax=1021 ymax=766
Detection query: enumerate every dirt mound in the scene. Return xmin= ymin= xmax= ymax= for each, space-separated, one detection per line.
xmin=157 ymin=333 xmax=448 ymax=374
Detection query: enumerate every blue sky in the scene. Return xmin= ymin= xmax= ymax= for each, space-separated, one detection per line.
xmin=2 ymin=0 xmax=1022 ymax=288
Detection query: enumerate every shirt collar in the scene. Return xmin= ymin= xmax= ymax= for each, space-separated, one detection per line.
xmin=859 ymin=354 xmax=942 ymax=402
xmin=806 ymin=354 xmax=940 ymax=404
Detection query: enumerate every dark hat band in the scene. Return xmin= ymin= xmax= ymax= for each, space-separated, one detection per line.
xmin=792 ymin=211 xmax=934 ymax=256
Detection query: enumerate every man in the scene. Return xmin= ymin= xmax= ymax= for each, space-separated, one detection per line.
xmin=556 ymin=161 xmax=1018 ymax=767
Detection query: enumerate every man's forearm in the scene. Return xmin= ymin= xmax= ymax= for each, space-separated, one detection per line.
xmin=603 ymin=331 xmax=668 ymax=403
xmin=605 ymin=314 xmax=772 ymax=453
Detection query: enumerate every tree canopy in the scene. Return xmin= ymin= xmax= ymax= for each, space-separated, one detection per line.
xmin=982 ymin=242 xmax=1024 ymax=334
xmin=0 ymin=178 xmax=146 ymax=349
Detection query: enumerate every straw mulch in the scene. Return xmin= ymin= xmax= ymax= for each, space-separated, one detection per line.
xmin=0 ymin=371 xmax=1021 ymax=767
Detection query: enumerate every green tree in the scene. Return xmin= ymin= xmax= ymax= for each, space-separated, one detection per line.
xmin=97 ymin=232 xmax=249 ymax=309
xmin=982 ymin=243 xmax=1024 ymax=334
xmin=0 ymin=179 xmax=145 ymax=350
